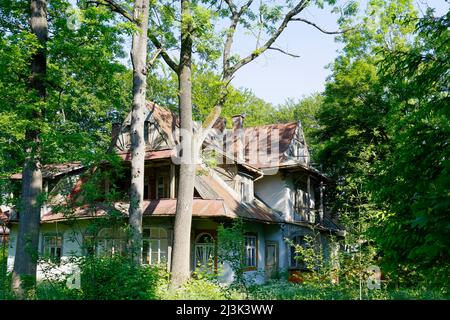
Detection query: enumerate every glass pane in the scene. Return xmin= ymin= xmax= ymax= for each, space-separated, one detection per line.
xmin=195 ymin=246 xmax=204 ymax=266
xmin=160 ymin=239 xmax=168 ymax=253
xmin=160 ymin=252 xmax=167 ymax=264
xmin=143 ymin=228 xmax=150 ymax=238
xmin=267 ymin=246 xmax=275 ymax=265
xmin=150 ymin=240 xmax=158 ymax=252
xmin=142 ymin=240 xmax=149 ymax=264
xmin=151 ymin=252 xmax=159 ymax=264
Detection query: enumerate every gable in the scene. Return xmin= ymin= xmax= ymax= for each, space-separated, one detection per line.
xmin=115 ymin=102 xmax=178 ymax=152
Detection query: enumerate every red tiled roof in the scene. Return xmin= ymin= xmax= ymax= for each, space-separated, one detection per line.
xmin=10 ymin=162 xmax=84 ymax=180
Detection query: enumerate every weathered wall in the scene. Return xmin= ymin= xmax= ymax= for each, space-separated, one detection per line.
xmin=254 ymin=174 xmax=291 ymax=220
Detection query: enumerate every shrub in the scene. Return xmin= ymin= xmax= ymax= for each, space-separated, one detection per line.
xmin=0 ymin=248 xmax=13 ymax=300
xmin=79 ymin=255 xmax=162 ymax=300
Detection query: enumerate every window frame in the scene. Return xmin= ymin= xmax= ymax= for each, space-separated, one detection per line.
xmin=156 ymin=174 xmax=169 ymax=199
xmin=244 ymin=233 xmax=258 ymax=271
xmin=142 ymin=227 xmax=168 ymax=265
xmin=42 ymin=233 xmax=63 ymax=264
xmin=289 ymin=235 xmax=308 ymax=270
xmin=97 ymin=228 xmax=127 ymax=257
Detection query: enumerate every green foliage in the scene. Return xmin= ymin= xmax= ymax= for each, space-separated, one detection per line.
xmin=217 ymin=219 xmax=247 ymax=290
xmin=248 ymin=280 xmax=447 ymax=300
xmin=160 ymin=278 xmax=229 ymax=300
xmin=272 ymin=94 xmax=323 ymax=147
xmin=78 ymin=255 xmax=161 ymax=300
xmin=0 ymin=245 xmax=13 ymax=300
xmin=0 ymin=0 xmax=131 ymax=187
xmin=314 ymin=0 xmax=449 ymax=293
xmin=369 ymin=9 xmax=450 ymax=287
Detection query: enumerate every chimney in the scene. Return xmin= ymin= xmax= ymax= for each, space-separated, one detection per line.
xmin=232 ymin=114 xmax=246 ymax=161
xmin=232 ymin=114 xmax=245 ymax=130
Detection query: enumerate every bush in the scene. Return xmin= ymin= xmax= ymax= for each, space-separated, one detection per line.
xmin=79 ymin=255 xmax=162 ymax=300
xmin=160 ymin=278 xmax=228 ymax=300
xmin=0 ymin=247 xmax=13 ymax=300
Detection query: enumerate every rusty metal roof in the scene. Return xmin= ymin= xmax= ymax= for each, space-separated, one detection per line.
xmin=10 ymin=162 xmax=84 ymax=180
xmin=39 ymin=199 xmax=234 ymax=223
xmin=195 ymin=172 xmax=281 ymax=223
xmin=116 ymin=149 xmax=174 ymax=162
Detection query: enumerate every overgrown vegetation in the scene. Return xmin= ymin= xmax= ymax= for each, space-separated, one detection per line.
xmin=0 ymin=0 xmax=448 ymax=300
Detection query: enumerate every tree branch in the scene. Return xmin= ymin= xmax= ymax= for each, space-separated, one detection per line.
xmin=292 ymin=18 xmax=351 ymax=34
xmin=268 ymin=46 xmax=300 ymax=58
xmin=86 ymin=0 xmax=135 ymax=23
xmin=148 ymin=34 xmax=179 ymax=73
xmin=222 ymin=0 xmax=254 ymax=77
xmin=224 ymin=0 xmax=310 ymax=80
xmin=145 ymin=48 xmax=162 ymax=72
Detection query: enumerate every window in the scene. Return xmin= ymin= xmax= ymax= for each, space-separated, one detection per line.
xmin=294 ymin=189 xmax=308 ymax=213
xmin=43 ymin=235 xmax=63 ymax=262
xmin=157 ymin=175 xmax=169 ymax=199
xmin=97 ymin=228 xmax=126 ymax=256
xmin=194 ymin=233 xmax=215 ymax=271
xmin=82 ymin=235 xmax=95 ymax=256
xmin=244 ymin=234 xmax=257 ymax=269
xmin=142 ymin=227 xmax=168 ymax=265
xmin=290 ymin=235 xmax=307 ymax=269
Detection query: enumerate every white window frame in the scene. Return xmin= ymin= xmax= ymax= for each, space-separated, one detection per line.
xmin=42 ymin=234 xmax=63 ymax=262
xmin=97 ymin=228 xmax=126 ymax=257
xmin=142 ymin=227 xmax=168 ymax=265
xmin=244 ymin=234 xmax=257 ymax=269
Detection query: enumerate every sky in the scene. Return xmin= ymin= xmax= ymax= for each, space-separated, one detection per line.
xmin=228 ymin=0 xmax=449 ymax=106
xmin=105 ymin=0 xmax=449 ymax=106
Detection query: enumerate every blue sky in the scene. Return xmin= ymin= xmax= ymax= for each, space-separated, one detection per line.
xmin=229 ymin=0 xmax=449 ymax=105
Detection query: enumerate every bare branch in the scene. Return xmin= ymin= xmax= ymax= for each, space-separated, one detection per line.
xmin=202 ymin=106 xmax=222 ymax=130
xmin=224 ymin=0 xmax=310 ymax=80
xmin=148 ymin=34 xmax=180 ymax=73
xmin=292 ymin=18 xmax=351 ymax=35
xmin=222 ymin=0 xmax=255 ymax=77
xmin=238 ymin=0 xmax=254 ymax=16
xmin=224 ymin=0 xmax=238 ymax=16
xmin=146 ymin=48 xmax=162 ymax=69
xmin=268 ymin=46 xmax=300 ymax=58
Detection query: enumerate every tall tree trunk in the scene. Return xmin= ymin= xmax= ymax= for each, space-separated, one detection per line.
xmin=170 ymin=0 xmax=194 ymax=288
xmin=128 ymin=0 xmax=150 ymax=265
xmin=11 ymin=0 xmax=47 ymax=297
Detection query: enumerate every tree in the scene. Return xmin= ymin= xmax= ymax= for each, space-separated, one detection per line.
xmin=1 ymin=0 xmax=131 ymax=295
xmin=370 ymin=9 xmax=450 ymax=287
xmin=313 ymin=0 xmax=449 ymax=289
xmin=148 ymin=0 xmax=352 ymax=287
xmin=128 ymin=0 xmax=150 ymax=264
xmin=11 ymin=0 xmax=47 ymax=297
xmin=76 ymin=0 xmax=152 ymax=264
xmin=272 ymin=93 xmax=323 ymax=146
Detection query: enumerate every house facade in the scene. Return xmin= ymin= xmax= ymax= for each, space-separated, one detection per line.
xmin=6 ymin=102 xmax=343 ymax=283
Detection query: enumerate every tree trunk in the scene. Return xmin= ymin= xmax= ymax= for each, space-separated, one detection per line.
xmin=11 ymin=0 xmax=47 ymax=298
xmin=128 ymin=0 xmax=150 ymax=265
xmin=170 ymin=0 xmax=194 ymax=288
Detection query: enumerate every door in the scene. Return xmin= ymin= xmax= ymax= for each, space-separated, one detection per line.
xmin=265 ymin=241 xmax=278 ymax=278
xmin=194 ymin=233 xmax=215 ymax=272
